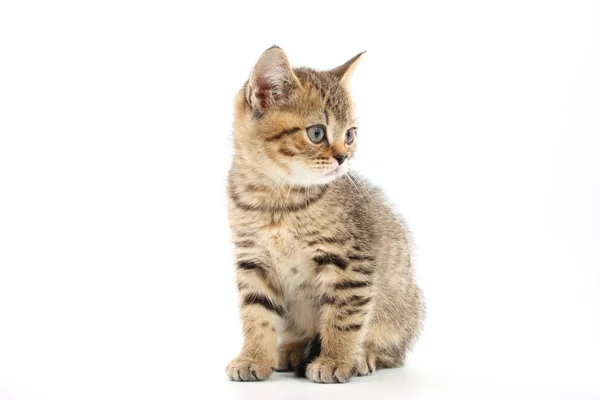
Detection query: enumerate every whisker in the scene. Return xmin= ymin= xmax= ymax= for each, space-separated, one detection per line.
xmin=349 ymin=171 xmax=376 ymax=204
xmin=266 ymin=177 xmax=283 ymax=204
xmin=305 ymin=186 xmax=309 ymax=206
xmin=345 ymin=173 xmax=367 ymax=207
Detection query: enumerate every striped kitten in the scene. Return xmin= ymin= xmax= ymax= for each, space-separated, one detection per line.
xmin=226 ymin=47 xmax=424 ymax=383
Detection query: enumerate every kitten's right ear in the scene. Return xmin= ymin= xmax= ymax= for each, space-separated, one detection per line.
xmin=330 ymin=51 xmax=366 ymax=85
xmin=247 ymin=46 xmax=300 ymax=110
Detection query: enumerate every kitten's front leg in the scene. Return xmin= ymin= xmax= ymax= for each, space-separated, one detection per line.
xmin=226 ymin=257 xmax=284 ymax=382
xmin=308 ymin=252 xmax=375 ymax=383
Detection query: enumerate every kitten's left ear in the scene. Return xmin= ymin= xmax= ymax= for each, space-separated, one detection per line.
xmin=247 ymin=46 xmax=300 ymax=110
xmin=330 ymin=51 xmax=366 ymax=85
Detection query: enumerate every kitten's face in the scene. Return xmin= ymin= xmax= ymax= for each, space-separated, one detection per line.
xmin=233 ymin=48 xmax=363 ymax=186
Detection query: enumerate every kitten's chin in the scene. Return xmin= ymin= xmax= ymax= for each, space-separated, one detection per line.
xmin=285 ymin=162 xmax=349 ymax=186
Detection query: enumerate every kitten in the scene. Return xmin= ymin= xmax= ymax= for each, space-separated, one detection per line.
xmin=226 ymin=47 xmax=424 ymax=383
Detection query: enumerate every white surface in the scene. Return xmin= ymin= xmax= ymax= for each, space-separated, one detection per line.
xmin=1 ymin=1 xmax=599 ymax=399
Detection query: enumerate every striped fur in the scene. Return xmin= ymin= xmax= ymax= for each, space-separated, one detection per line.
xmin=226 ymin=47 xmax=424 ymax=384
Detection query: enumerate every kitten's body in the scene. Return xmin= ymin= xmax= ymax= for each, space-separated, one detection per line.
xmin=226 ymin=47 xmax=423 ymax=383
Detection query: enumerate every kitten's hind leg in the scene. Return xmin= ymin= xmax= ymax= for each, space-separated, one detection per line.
xmin=354 ymin=348 xmax=378 ymax=376
xmin=294 ymin=334 xmax=321 ymax=377
xmin=354 ymin=340 xmax=408 ymax=376
xmin=276 ymin=337 xmax=310 ymax=372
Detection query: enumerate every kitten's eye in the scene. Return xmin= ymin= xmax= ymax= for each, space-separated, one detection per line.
xmin=306 ymin=125 xmax=326 ymax=143
xmin=345 ymin=128 xmax=357 ymax=145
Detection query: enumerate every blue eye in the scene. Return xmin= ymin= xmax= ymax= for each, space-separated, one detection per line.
xmin=307 ymin=125 xmax=326 ymax=143
xmin=345 ymin=128 xmax=357 ymax=145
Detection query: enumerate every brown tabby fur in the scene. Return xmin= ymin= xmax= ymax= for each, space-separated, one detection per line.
xmin=226 ymin=47 xmax=424 ymax=383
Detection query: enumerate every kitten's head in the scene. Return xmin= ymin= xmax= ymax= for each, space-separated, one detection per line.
xmin=233 ymin=47 xmax=364 ymax=186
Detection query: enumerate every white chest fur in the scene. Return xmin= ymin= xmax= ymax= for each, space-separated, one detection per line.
xmin=259 ymin=224 xmax=309 ymax=281
xmin=258 ymin=223 xmax=319 ymax=336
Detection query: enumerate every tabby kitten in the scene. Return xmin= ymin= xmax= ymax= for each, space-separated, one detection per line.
xmin=226 ymin=47 xmax=424 ymax=383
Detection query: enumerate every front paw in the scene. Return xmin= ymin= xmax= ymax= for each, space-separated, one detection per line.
xmin=226 ymin=356 xmax=273 ymax=381
xmin=306 ymin=356 xmax=354 ymax=383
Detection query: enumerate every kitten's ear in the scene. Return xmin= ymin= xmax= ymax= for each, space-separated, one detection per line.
xmin=247 ymin=46 xmax=300 ymax=110
xmin=330 ymin=51 xmax=366 ymax=85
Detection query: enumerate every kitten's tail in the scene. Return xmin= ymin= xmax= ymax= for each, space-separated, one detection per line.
xmin=295 ymin=334 xmax=322 ymax=377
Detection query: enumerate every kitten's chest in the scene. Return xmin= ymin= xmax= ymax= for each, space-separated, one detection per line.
xmin=259 ymin=218 xmax=317 ymax=282
xmin=262 ymin=224 xmax=318 ymax=313
xmin=261 ymin=222 xmax=303 ymax=266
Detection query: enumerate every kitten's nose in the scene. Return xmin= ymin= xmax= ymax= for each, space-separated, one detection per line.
xmin=333 ymin=154 xmax=348 ymax=165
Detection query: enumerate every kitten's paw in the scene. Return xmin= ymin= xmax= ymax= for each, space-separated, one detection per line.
xmin=226 ymin=356 xmax=273 ymax=381
xmin=306 ymin=356 xmax=354 ymax=383
xmin=276 ymin=340 xmax=308 ymax=372
xmin=355 ymin=352 xmax=377 ymax=376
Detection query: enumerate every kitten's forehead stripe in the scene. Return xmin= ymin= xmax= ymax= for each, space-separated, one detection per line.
xmin=293 ymin=68 xmax=352 ymax=127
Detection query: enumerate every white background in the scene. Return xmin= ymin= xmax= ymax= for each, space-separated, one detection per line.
xmin=1 ymin=1 xmax=599 ymax=399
